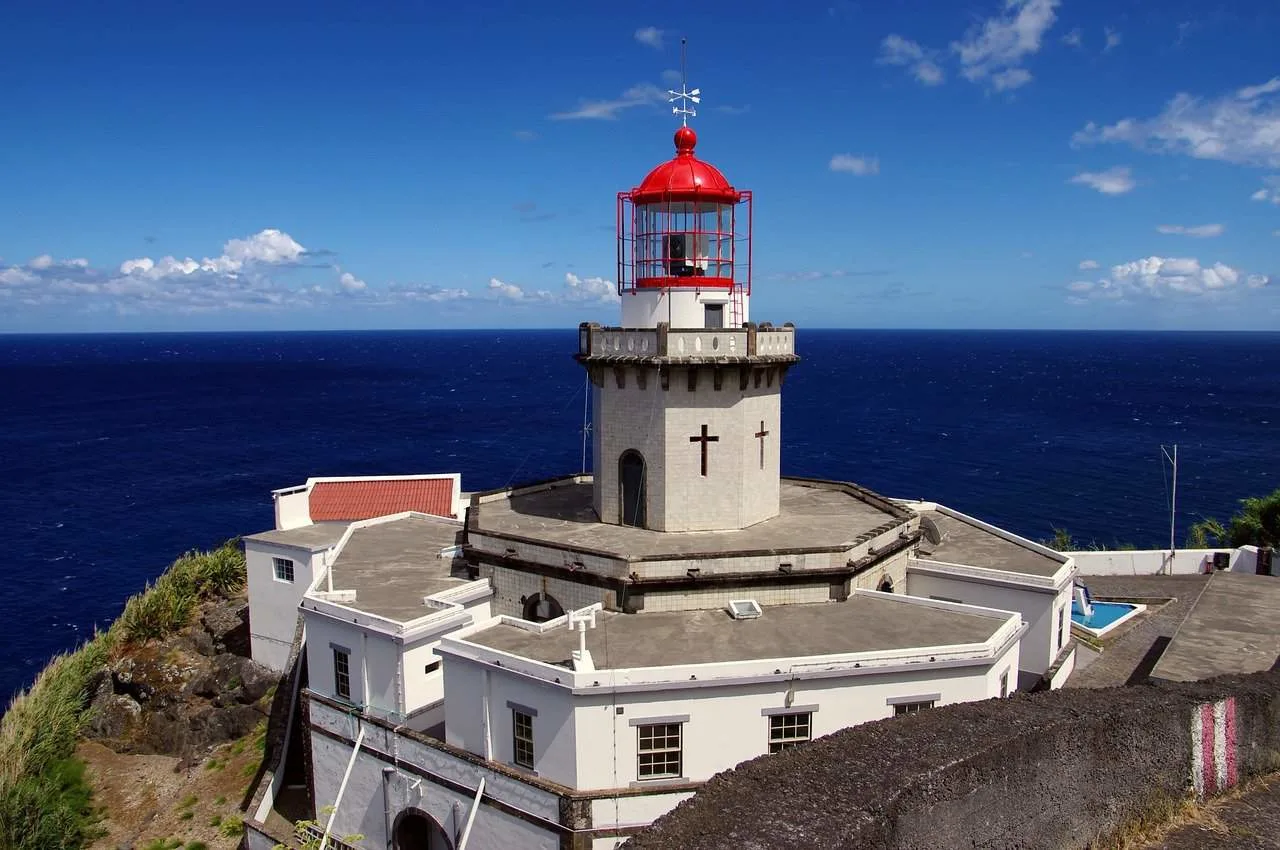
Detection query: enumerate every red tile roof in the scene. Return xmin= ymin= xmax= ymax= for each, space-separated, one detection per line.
xmin=309 ymin=478 xmax=456 ymax=522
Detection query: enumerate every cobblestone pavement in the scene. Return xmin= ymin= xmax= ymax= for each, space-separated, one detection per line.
xmin=1151 ymin=777 xmax=1280 ymax=848
xmin=1065 ymin=574 xmax=1210 ymax=689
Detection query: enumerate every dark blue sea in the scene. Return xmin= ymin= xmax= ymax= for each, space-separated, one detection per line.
xmin=3 ymin=329 xmax=1278 ymax=702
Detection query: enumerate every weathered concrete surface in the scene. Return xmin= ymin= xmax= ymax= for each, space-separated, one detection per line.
xmin=918 ymin=510 xmax=1062 ymax=576
xmin=326 ymin=515 xmax=466 ymax=621
xmin=1153 ymin=573 xmax=1280 ymax=683
xmin=1153 ymin=777 xmax=1280 ymax=849
xmin=1067 ymin=575 xmax=1210 ymax=689
xmin=466 ymin=594 xmax=1008 ymax=668
xmin=624 ymin=671 xmax=1280 ymax=850
xmin=471 ymin=479 xmax=901 ymax=558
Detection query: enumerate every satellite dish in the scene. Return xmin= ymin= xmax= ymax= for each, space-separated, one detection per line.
xmin=920 ymin=515 xmax=944 ymax=546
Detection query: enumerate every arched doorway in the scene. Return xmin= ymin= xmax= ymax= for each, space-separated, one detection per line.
xmin=619 ymin=450 xmax=647 ymax=528
xmin=393 ymin=807 xmax=451 ymax=850
xmin=522 ymin=592 xmax=564 ymax=623
xmin=878 ymin=576 xmax=895 ymax=593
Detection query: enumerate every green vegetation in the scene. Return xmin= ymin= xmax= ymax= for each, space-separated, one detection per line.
xmin=272 ymin=811 xmax=364 ymax=850
xmin=218 ymin=813 xmax=244 ymax=838
xmin=1042 ymin=527 xmax=1137 ymax=553
xmin=143 ymin=839 xmax=183 ymax=850
xmin=0 ymin=541 xmax=246 ymax=850
xmin=1188 ymin=488 xmax=1280 ymax=549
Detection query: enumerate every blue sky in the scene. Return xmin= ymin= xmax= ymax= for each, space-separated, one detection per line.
xmin=2 ymin=0 xmax=1279 ymax=332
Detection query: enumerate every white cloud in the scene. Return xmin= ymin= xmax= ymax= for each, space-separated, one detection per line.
xmin=1061 ymin=28 xmax=1082 ymax=48
xmin=338 ymin=271 xmax=367 ymax=292
xmin=1068 ymin=255 xmax=1269 ymax=302
xmin=1073 ymin=78 xmax=1280 ymax=168
xmin=635 ymin=26 xmax=663 ymax=50
xmin=830 ymin=154 xmax=880 ymax=176
xmin=877 ymin=35 xmax=945 ymax=86
xmin=1078 ymin=259 xmax=1099 ymax=270
xmin=564 ymin=272 xmax=620 ymax=303
xmin=1069 ymin=166 xmax=1135 ymax=195
xmin=549 ymin=83 xmax=667 ymax=120
xmin=487 ymin=277 xmax=553 ymax=302
xmin=1103 ymin=27 xmax=1122 ymax=52
xmin=1155 ymin=223 xmax=1225 ymax=237
xmin=661 ymin=69 xmax=683 ymax=86
xmin=1251 ymin=175 xmax=1280 ymax=204
xmin=952 ymin=0 xmax=1059 ymax=90
xmin=991 ymin=68 xmax=1033 ymax=92
xmin=118 ymin=228 xmax=306 ymax=280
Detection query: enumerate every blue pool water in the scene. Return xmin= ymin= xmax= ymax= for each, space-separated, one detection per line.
xmin=1071 ymin=600 xmax=1137 ymax=630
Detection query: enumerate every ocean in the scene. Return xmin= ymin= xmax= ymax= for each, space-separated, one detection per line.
xmin=3 ymin=328 xmax=1278 ymax=702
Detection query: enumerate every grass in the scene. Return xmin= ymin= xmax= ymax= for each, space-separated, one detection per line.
xmin=0 ymin=541 xmax=246 ymax=850
xmin=218 ymin=814 xmax=244 ymax=838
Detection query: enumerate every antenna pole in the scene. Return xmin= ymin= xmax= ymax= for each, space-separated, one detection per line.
xmin=581 ymin=374 xmax=590 ymax=474
xmin=1161 ymin=443 xmax=1178 ymax=561
xmin=681 ymin=38 xmax=688 ymax=126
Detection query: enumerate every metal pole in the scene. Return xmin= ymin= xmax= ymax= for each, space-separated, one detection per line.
xmin=1171 ymin=444 xmax=1178 ymax=554
xmin=457 ymin=777 xmax=486 ymax=850
xmin=321 ymin=723 xmax=366 ymax=850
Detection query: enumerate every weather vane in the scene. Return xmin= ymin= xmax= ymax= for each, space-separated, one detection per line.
xmin=667 ymin=37 xmax=700 ymax=127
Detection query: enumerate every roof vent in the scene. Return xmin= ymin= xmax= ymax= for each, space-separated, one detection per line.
xmin=727 ymin=599 xmax=763 ymax=620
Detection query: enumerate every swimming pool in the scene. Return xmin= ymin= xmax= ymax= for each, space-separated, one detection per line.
xmin=1071 ymin=600 xmax=1146 ymax=638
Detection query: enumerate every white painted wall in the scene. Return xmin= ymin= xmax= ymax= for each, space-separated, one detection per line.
xmin=1069 ymin=547 xmax=1261 ymax=576
xmin=245 ymin=540 xmax=323 ymax=672
xmin=620 ymin=289 xmax=750 ymax=328
xmin=272 ymin=487 xmax=311 ymax=530
xmin=445 ymin=646 xmax=1014 ymax=793
xmin=906 ymin=565 xmax=1067 ymax=679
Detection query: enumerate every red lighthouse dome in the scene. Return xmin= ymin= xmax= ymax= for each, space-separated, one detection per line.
xmin=631 ymin=127 xmax=740 ymax=205
xmin=617 ymin=126 xmax=753 ymax=310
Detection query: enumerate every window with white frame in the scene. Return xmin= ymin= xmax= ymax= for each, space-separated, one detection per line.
xmin=332 ymin=647 xmax=351 ymax=700
xmin=513 ymin=710 xmax=535 ymax=769
xmin=637 ymin=723 xmax=683 ymax=779
xmin=893 ymin=699 xmax=935 ymax=716
xmin=1000 ymin=669 xmax=1009 ymax=698
xmin=1059 ymin=606 xmax=1068 ymax=648
xmin=768 ymin=712 xmax=811 ymax=753
xmin=273 ymin=557 xmax=295 ymax=582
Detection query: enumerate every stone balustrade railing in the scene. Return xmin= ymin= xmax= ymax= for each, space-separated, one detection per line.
xmin=577 ymin=322 xmax=796 ymax=360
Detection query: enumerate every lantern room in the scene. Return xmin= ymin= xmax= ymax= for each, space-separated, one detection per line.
xmin=617 ymin=126 xmax=753 ymax=329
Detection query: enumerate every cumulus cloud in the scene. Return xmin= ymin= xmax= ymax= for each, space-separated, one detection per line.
xmin=1073 ymin=78 xmax=1280 ymax=168
xmin=1067 ymin=256 xmax=1269 ymax=303
xmin=0 ymin=228 xmax=478 ymax=315
xmin=877 ymin=35 xmax=945 ymax=86
xmin=1069 ymin=166 xmax=1135 ymax=195
xmin=1156 ymin=223 xmax=1224 ymax=237
xmin=564 ymin=272 xmax=620 ymax=303
xmin=1078 ymin=259 xmax=1100 ymax=270
xmin=634 ymin=26 xmax=663 ymax=49
xmin=952 ymin=0 xmax=1058 ymax=90
xmin=830 ymin=154 xmax=880 ymax=176
xmin=338 ymin=271 xmax=367 ymax=292
xmin=1251 ymin=175 xmax=1280 ymax=204
xmin=549 ymin=83 xmax=667 ymax=120
xmin=487 ymin=277 xmax=553 ymax=302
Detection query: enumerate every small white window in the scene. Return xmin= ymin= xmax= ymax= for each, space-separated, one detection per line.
xmin=1059 ymin=606 xmax=1068 ymax=648
xmin=513 ymin=710 xmax=535 ymax=769
xmin=893 ymin=700 xmax=935 ymax=716
xmin=1000 ymin=670 xmax=1009 ymax=698
xmin=333 ymin=648 xmax=351 ymax=700
xmin=273 ymin=557 xmax=295 ymax=583
xmin=637 ymin=723 xmax=682 ymax=779
xmin=768 ymin=712 xmax=811 ymax=753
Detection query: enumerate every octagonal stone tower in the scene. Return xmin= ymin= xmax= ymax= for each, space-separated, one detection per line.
xmin=580 ymin=127 xmax=798 ymax=532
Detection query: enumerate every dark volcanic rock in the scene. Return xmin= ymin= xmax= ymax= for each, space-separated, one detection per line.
xmin=201 ymin=601 xmax=250 ymax=657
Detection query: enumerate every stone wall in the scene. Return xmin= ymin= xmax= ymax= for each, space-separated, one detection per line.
xmin=625 ymin=671 xmax=1280 ymax=850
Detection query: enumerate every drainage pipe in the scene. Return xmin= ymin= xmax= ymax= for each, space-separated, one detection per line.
xmin=321 ymin=723 xmax=366 ymax=850
xmin=457 ymin=777 xmax=486 ymax=850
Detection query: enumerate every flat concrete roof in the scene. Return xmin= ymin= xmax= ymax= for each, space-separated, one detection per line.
xmin=326 ymin=516 xmax=468 ymax=622
xmin=465 ymin=594 xmax=1009 ymax=669
xmin=916 ymin=510 xmax=1063 ymax=578
xmin=245 ymin=522 xmax=349 ymax=551
xmin=470 ymin=478 xmax=905 ymax=560
xmin=1152 ymin=572 xmax=1280 ymax=682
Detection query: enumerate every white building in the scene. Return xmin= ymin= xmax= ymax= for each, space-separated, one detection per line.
xmin=243 ymin=120 xmax=1078 ymax=850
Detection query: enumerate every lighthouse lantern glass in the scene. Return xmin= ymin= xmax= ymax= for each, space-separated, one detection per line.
xmin=634 ymin=201 xmax=734 ymax=282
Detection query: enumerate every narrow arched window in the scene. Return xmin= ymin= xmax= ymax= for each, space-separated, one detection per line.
xmin=619 ymin=450 xmax=647 ymax=528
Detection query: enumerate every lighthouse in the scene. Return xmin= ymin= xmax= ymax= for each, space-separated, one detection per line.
xmin=577 ymin=88 xmax=799 ymax=533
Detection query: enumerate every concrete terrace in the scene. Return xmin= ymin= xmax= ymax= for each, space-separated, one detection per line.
xmin=465 ymin=594 xmax=1010 ymax=669
xmin=469 ymin=477 xmax=908 ymax=559
xmin=1152 ymin=571 xmax=1280 ymax=682
xmin=244 ymin=522 xmax=349 ymax=551
xmin=325 ymin=515 xmax=468 ymax=622
xmin=916 ymin=509 xmax=1064 ymax=577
